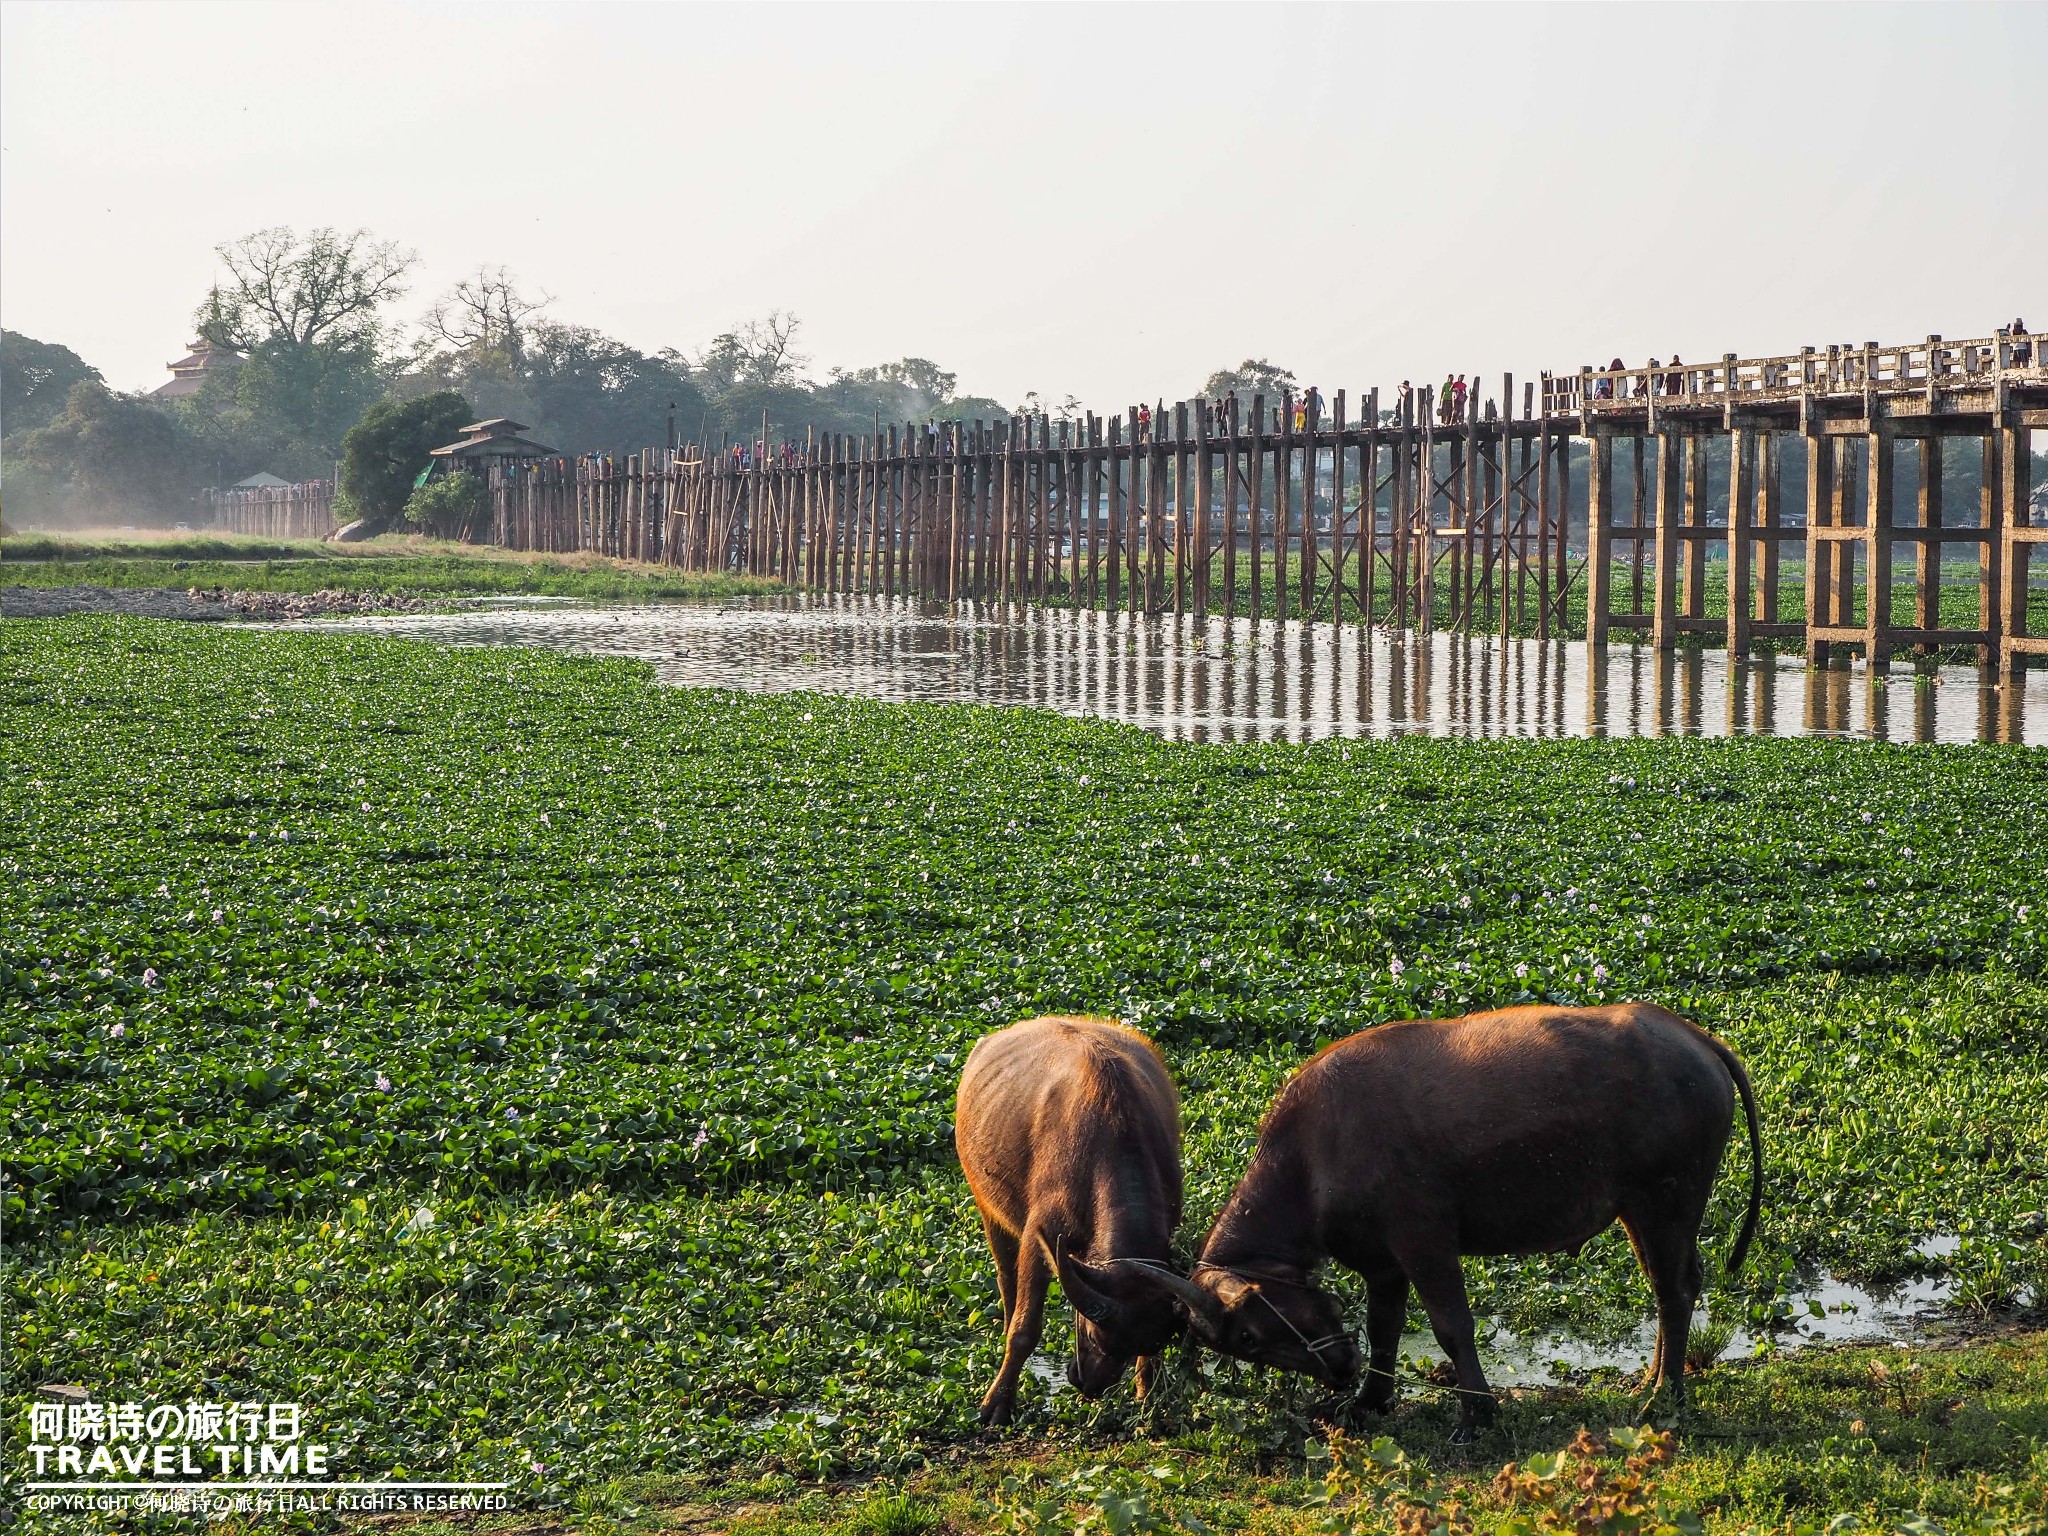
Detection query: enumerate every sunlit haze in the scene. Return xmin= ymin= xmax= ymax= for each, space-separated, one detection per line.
xmin=4 ymin=0 xmax=2042 ymax=410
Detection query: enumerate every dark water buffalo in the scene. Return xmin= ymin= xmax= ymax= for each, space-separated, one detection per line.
xmin=1119 ymin=1002 xmax=1761 ymax=1438
xmin=955 ymin=1015 xmax=1187 ymax=1426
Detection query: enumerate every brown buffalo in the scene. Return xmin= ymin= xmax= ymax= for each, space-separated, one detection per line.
xmin=1118 ymin=1002 xmax=1761 ymax=1438
xmin=954 ymin=1015 xmax=1188 ymax=1426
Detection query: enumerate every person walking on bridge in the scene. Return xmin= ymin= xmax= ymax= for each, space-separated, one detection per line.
xmin=1452 ymin=374 xmax=1468 ymax=423
xmin=1398 ymin=381 xmax=1413 ymax=425
xmin=1439 ymin=375 xmax=1455 ymax=426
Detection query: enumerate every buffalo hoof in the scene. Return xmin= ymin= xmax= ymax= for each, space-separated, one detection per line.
xmin=1448 ymin=1423 xmax=1481 ymax=1446
xmin=978 ymin=1396 xmax=1015 ymax=1429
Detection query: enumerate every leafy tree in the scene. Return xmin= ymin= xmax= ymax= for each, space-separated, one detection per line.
xmin=336 ymin=392 xmax=471 ymax=526
xmin=8 ymin=381 xmax=212 ymax=523
xmin=2 ymin=331 xmax=104 ymax=435
xmin=196 ymin=226 xmax=416 ymax=355
xmin=183 ymin=227 xmax=414 ymax=479
xmin=176 ymin=336 xmax=383 ymax=482
xmin=401 ymin=469 xmax=490 ymax=540
xmin=1201 ymin=358 xmax=1298 ymax=401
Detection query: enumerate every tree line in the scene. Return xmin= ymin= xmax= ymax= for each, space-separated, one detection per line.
xmin=0 ymin=226 xmax=1027 ymax=527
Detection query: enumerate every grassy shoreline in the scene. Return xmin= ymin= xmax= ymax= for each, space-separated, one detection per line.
xmin=5 ymin=618 xmax=2045 ymax=1531
xmin=1 ymin=530 xmax=785 ymax=602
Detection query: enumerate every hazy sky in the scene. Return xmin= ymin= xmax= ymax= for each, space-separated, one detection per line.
xmin=4 ymin=1 xmax=2042 ymax=413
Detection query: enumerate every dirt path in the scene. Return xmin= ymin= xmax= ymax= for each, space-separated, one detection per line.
xmin=1 ymin=586 xmax=433 ymax=621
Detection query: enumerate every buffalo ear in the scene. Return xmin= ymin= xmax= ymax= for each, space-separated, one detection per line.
xmin=1056 ymin=1254 xmax=1126 ymax=1327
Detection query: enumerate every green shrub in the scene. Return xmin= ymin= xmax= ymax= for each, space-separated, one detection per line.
xmin=401 ymin=469 xmax=490 ymax=540
xmin=335 ymin=391 xmax=470 ymax=526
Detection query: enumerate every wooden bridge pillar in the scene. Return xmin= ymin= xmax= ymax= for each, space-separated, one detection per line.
xmin=1914 ymin=437 xmax=1942 ymax=655
xmin=1681 ymin=436 xmax=1708 ymax=623
xmin=1652 ymin=432 xmax=1681 ymax=650
xmin=1727 ymin=428 xmax=1756 ymax=654
xmin=1864 ymin=424 xmax=1896 ymax=668
xmin=1756 ymin=432 xmax=1782 ymax=627
xmin=1587 ymin=431 xmax=1614 ymax=645
xmin=1805 ymin=432 xmax=1836 ymax=666
xmin=1998 ymin=423 xmax=2035 ymax=676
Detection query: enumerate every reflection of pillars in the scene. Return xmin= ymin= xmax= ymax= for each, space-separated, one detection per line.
xmin=1619 ymin=643 xmax=1643 ymax=737
xmin=1546 ymin=638 xmax=1565 ymax=737
xmin=1865 ymin=677 xmax=1891 ymax=742
xmin=1386 ymin=636 xmax=1411 ymax=725
xmin=1990 ymin=675 xmax=2027 ymax=744
xmin=1753 ymin=653 xmax=1778 ymax=738
xmin=1353 ymin=626 xmax=1375 ymax=740
xmin=1584 ymin=643 xmax=1611 ymax=737
xmin=1865 ymin=425 xmax=1895 ymax=669
xmin=1677 ymin=646 xmax=1705 ymax=736
xmin=1910 ymin=676 xmax=1938 ymax=743
xmin=1724 ymin=653 xmax=1748 ymax=736
xmin=1651 ymin=650 xmax=1677 ymax=737
xmin=1411 ymin=635 xmax=1433 ymax=725
xmin=1803 ymin=664 xmax=1850 ymax=736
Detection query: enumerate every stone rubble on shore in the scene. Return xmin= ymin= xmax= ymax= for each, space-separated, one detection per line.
xmin=1 ymin=586 xmax=434 ymax=621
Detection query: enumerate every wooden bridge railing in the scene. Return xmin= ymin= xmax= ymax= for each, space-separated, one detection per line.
xmin=484 ymin=329 xmax=2046 ymax=676
xmin=1545 ymin=330 xmax=2044 ymax=417
xmin=206 ymin=480 xmax=336 ymax=540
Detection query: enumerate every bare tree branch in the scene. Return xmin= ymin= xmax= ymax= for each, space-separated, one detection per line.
xmin=195 ymin=227 xmax=417 ymax=354
xmin=423 ymin=266 xmax=552 ymax=362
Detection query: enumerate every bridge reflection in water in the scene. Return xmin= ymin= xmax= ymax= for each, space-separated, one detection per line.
xmin=317 ymin=594 xmax=2043 ymax=746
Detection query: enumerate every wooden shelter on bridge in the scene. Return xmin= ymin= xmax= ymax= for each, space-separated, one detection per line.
xmin=427 ymin=418 xmax=558 ymax=477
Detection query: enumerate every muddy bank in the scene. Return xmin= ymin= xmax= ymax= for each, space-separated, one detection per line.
xmin=1 ymin=585 xmax=434 ymax=622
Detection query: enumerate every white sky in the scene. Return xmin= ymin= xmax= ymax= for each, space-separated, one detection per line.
xmin=3 ymin=1 xmax=2042 ymax=413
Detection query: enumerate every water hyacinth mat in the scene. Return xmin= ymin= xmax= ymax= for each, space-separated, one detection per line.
xmin=4 ymin=616 xmax=2045 ymax=1496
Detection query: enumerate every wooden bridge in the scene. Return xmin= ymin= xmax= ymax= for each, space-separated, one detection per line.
xmin=482 ymin=329 xmax=2047 ymax=675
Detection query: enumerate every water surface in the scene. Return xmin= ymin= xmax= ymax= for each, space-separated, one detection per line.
xmin=302 ymin=594 xmax=2046 ymax=745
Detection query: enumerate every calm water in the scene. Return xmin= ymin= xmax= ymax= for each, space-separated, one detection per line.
xmin=300 ymin=594 xmax=2045 ymax=745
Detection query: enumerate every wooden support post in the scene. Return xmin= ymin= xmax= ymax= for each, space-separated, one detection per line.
xmin=1193 ymin=403 xmax=1212 ymax=622
xmin=1865 ymin=424 xmax=1895 ymax=668
xmin=1996 ymin=424 xmax=2029 ymax=676
xmin=1327 ymin=393 xmax=1343 ymax=626
xmin=1535 ymin=422 xmax=1552 ymax=640
xmin=1916 ymin=437 xmax=1942 ymax=652
xmin=1223 ymin=399 xmax=1240 ymax=621
xmin=1248 ymin=397 xmax=1266 ymax=621
xmin=1652 ymin=432 xmax=1680 ymax=649
xmin=1630 ymin=435 xmax=1647 ymax=616
xmin=1553 ymin=428 xmax=1572 ymax=636
xmin=1106 ymin=417 xmax=1125 ymax=613
xmin=1130 ymin=409 xmax=1146 ymax=614
xmin=1727 ymin=428 xmax=1755 ymax=654
xmin=1363 ymin=428 xmax=1380 ymax=630
xmin=1980 ymin=433 xmax=1999 ymax=667
xmin=1275 ymin=398 xmax=1292 ymax=624
xmin=1681 ymin=436 xmax=1707 ymax=620
xmin=1806 ymin=433 xmax=1835 ymax=664
xmin=1587 ymin=432 xmax=1614 ymax=645
xmin=1173 ymin=403 xmax=1190 ymax=616
xmin=1757 ymin=432 xmax=1782 ymax=625
xmin=1300 ymin=402 xmax=1320 ymax=619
